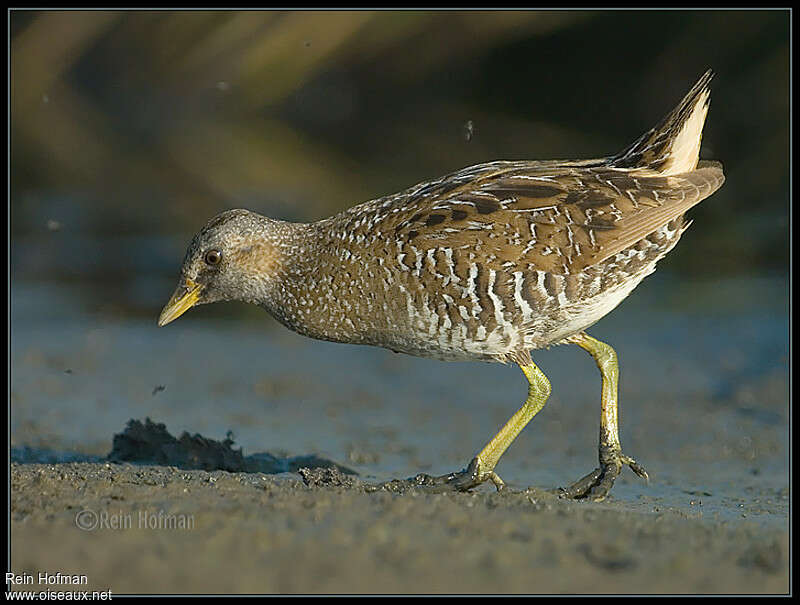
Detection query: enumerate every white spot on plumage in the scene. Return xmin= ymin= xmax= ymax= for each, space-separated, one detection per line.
xmin=486 ymin=269 xmax=506 ymax=329
xmin=513 ymin=272 xmax=533 ymax=321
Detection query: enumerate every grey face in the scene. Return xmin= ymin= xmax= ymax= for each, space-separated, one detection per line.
xmin=158 ymin=209 xmax=272 ymax=326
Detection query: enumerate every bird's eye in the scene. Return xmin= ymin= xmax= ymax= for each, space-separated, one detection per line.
xmin=204 ymin=249 xmax=222 ymax=266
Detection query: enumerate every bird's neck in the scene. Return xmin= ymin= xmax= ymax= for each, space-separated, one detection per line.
xmin=249 ymin=219 xmax=336 ymax=338
xmin=253 ymin=217 xmax=384 ymax=345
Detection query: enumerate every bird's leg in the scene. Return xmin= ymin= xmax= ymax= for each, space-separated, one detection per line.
xmin=408 ymin=360 xmax=551 ymax=493
xmin=559 ymin=332 xmax=648 ymax=501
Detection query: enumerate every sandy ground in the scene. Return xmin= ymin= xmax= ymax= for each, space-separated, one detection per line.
xmin=10 ymin=276 xmax=789 ymax=594
xmin=10 ymin=462 xmax=788 ymax=594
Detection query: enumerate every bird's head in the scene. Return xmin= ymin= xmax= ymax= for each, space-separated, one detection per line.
xmin=158 ymin=209 xmax=288 ymax=327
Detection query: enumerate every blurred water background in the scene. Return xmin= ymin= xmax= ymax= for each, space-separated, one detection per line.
xmin=10 ymin=10 xmax=789 ymax=523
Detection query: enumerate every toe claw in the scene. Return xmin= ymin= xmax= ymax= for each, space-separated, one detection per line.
xmin=561 ymin=451 xmax=648 ymax=500
xmin=487 ymin=471 xmax=506 ymax=492
xmin=621 ymin=455 xmax=649 ymax=482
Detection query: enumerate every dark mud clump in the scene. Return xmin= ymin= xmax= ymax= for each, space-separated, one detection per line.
xmin=108 ymin=418 xmax=355 ymax=475
xmin=109 ymin=418 xmax=247 ymax=472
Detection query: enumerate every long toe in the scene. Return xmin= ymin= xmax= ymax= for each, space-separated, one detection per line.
xmin=558 ymin=467 xmax=605 ymax=499
xmin=559 ymin=453 xmax=648 ymax=502
xmin=375 ymin=457 xmax=504 ymax=494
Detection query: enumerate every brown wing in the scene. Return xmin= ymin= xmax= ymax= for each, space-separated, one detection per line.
xmin=575 ymin=161 xmax=724 ymax=267
xmin=384 ymin=160 xmax=725 ymax=275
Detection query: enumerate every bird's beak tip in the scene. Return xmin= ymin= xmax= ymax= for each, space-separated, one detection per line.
xmin=158 ymin=279 xmax=202 ymax=327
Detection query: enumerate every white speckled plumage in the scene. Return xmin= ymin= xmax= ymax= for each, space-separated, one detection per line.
xmin=165 ymin=72 xmax=724 ymax=369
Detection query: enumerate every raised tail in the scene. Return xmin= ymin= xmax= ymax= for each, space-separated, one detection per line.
xmin=610 ymin=70 xmax=714 ymax=175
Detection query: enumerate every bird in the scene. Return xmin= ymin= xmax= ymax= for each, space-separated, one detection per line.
xmin=159 ymin=71 xmax=724 ymax=501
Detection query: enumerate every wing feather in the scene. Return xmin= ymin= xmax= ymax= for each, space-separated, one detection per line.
xmin=383 ymin=160 xmax=724 ymax=274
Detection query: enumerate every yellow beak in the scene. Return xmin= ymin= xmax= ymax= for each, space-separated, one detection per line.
xmin=158 ymin=278 xmax=202 ymax=327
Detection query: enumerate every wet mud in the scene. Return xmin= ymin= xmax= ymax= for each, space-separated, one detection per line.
xmin=10 ymin=460 xmax=788 ymax=594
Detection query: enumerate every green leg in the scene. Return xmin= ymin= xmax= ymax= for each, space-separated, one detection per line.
xmin=560 ymin=332 xmax=648 ymax=501
xmin=409 ymin=361 xmax=551 ymax=492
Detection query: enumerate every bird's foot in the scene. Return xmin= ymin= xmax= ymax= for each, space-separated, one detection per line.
xmin=559 ymin=447 xmax=648 ymax=502
xmin=379 ymin=457 xmax=505 ymax=494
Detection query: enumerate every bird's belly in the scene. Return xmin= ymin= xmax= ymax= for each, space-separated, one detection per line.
xmin=376 ymin=269 xmax=651 ymax=361
xmin=521 ymin=227 xmax=684 ymax=348
xmin=368 ymin=277 xmax=531 ymax=363
xmin=374 ymin=228 xmax=681 ymax=359
xmin=530 ymin=263 xmax=656 ymax=347
xmin=374 ymin=326 xmax=521 ymax=362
